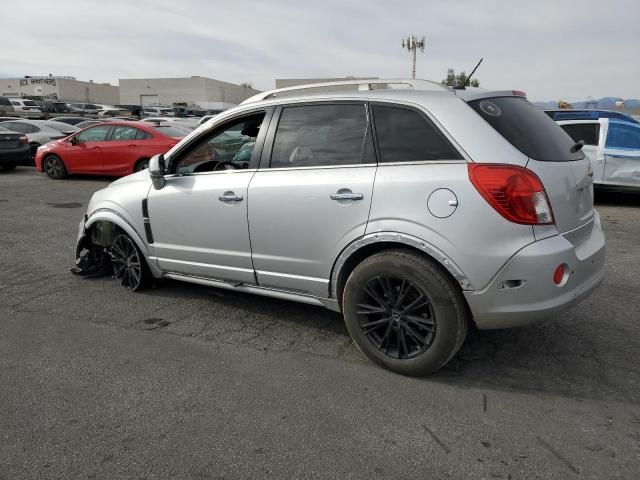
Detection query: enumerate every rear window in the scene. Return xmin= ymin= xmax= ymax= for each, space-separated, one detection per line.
xmin=560 ymin=123 xmax=600 ymax=146
xmin=469 ymin=97 xmax=584 ymax=161
xmin=23 ymin=100 xmax=38 ymax=107
xmin=152 ymin=125 xmax=187 ymax=138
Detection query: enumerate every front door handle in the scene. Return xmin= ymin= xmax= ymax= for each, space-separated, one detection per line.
xmin=330 ymin=191 xmax=364 ymax=201
xmin=219 ymin=191 xmax=243 ymax=202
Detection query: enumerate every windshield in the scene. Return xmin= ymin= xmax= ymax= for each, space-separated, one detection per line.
xmin=469 ymin=96 xmax=585 ymax=161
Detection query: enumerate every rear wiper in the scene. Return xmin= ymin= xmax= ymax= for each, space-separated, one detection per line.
xmin=570 ymin=140 xmax=585 ymax=153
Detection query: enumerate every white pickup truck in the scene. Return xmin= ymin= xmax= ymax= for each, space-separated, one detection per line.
xmin=552 ymin=111 xmax=640 ymax=191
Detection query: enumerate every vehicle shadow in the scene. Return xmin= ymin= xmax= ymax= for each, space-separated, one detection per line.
xmin=133 ymin=277 xmax=638 ymax=405
xmin=595 ymin=189 xmax=640 ymax=208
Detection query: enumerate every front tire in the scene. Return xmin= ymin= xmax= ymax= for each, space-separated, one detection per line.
xmin=110 ymin=233 xmax=151 ymax=291
xmin=43 ymin=154 xmax=67 ymax=179
xmin=342 ymin=250 xmax=468 ymax=376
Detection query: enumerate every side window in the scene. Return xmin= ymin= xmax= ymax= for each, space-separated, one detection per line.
xmin=560 ymin=123 xmax=600 ymax=146
xmin=173 ymin=112 xmax=265 ymax=174
xmin=605 ymin=122 xmax=640 ymax=150
xmin=11 ymin=101 xmax=20 ymax=106
xmin=111 ymin=126 xmax=139 ymax=141
xmin=4 ymin=122 xmax=37 ymax=133
xmin=77 ymin=125 xmax=111 ymax=142
xmin=270 ymin=104 xmax=370 ymax=168
xmin=135 ymin=129 xmax=151 ymax=140
xmin=373 ymin=105 xmax=462 ymax=162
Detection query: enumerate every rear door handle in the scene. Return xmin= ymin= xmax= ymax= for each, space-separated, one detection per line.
xmin=330 ymin=192 xmax=364 ymax=201
xmin=218 ymin=191 xmax=243 ymax=202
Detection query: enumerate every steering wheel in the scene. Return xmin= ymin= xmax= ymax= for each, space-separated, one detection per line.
xmin=213 ymin=161 xmax=239 ymax=172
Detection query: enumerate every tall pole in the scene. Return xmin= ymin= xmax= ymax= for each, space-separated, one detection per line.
xmin=402 ymin=35 xmax=425 ymax=79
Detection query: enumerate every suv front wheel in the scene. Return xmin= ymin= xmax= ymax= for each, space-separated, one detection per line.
xmin=342 ymin=250 xmax=468 ymax=376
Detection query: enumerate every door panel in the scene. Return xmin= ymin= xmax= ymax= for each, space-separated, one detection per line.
xmin=60 ymin=141 xmax=103 ymax=173
xmin=147 ymin=171 xmax=256 ymax=284
xmin=248 ymin=166 xmax=375 ymax=297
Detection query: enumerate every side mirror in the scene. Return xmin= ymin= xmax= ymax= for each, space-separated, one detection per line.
xmin=149 ymin=154 xmax=166 ymax=190
xmin=70 ymin=136 xmax=78 ymax=146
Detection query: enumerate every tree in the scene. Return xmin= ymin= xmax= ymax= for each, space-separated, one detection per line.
xmin=441 ymin=68 xmax=480 ymax=88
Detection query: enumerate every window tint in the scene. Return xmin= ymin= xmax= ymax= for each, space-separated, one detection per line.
xmin=469 ymin=97 xmax=584 ymax=161
xmin=173 ymin=113 xmax=265 ymax=174
xmin=373 ymin=105 xmax=461 ymax=162
xmin=271 ymin=104 xmax=370 ymax=168
xmin=46 ymin=122 xmax=74 ymax=133
xmin=77 ymin=125 xmax=111 ymax=142
xmin=152 ymin=125 xmax=188 ymax=138
xmin=135 ymin=129 xmax=151 ymax=140
xmin=111 ymin=126 xmax=140 ymax=141
xmin=4 ymin=122 xmax=38 ymax=133
xmin=560 ymin=123 xmax=600 ymax=146
xmin=23 ymin=100 xmax=38 ymax=107
xmin=605 ymin=122 xmax=640 ymax=150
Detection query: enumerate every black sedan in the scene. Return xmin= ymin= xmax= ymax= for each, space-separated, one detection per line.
xmin=0 ymin=125 xmax=31 ymax=170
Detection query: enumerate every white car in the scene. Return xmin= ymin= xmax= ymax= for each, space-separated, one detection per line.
xmin=555 ymin=112 xmax=640 ymax=191
xmin=142 ymin=107 xmax=174 ymax=117
xmin=7 ymin=98 xmax=43 ymax=117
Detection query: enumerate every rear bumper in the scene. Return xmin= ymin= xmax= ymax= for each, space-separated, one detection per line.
xmin=464 ymin=211 xmax=606 ymax=329
xmin=0 ymin=146 xmax=30 ymax=165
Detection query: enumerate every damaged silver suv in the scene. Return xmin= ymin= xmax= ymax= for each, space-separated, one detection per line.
xmin=74 ymin=79 xmax=605 ymax=376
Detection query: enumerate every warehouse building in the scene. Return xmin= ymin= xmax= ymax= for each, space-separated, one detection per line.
xmin=118 ymin=76 xmax=261 ymax=110
xmin=0 ymin=76 xmax=119 ymax=104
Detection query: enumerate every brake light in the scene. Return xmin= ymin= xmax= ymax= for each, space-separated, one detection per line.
xmin=512 ymin=90 xmax=527 ymax=97
xmin=468 ymin=164 xmax=554 ymax=225
xmin=19 ymin=135 xmax=28 ymax=145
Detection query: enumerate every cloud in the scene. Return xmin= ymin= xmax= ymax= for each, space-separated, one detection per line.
xmin=2 ymin=0 xmax=638 ymax=100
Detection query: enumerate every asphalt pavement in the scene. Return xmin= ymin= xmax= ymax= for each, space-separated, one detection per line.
xmin=1 ymin=167 xmax=639 ymax=479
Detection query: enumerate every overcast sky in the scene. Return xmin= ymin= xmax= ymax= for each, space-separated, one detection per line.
xmin=2 ymin=0 xmax=638 ymax=101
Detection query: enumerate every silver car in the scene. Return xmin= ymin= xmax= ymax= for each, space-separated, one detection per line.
xmin=73 ymin=79 xmax=605 ymax=376
xmin=0 ymin=119 xmax=79 ymax=159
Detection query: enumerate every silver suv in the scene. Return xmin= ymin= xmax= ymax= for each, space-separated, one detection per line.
xmin=73 ymin=79 xmax=606 ymax=376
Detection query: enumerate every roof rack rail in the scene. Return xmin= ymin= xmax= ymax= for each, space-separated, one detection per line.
xmin=240 ymin=78 xmax=450 ymax=105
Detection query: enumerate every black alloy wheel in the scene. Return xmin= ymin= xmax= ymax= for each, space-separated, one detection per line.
xmin=357 ymin=276 xmax=436 ymax=359
xmin=342 ymin=249 xmax=468 ymax=376
xmin=43 ymin=155 xmax=67 ymax=179
xmin=111 ymin=234 xmax=147 ymax=291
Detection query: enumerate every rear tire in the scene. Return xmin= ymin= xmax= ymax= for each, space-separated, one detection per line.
xmin=43 ymin=154 xmax=67 ymax=179
xmin=342 ymin=249 xmax=468 ymax=376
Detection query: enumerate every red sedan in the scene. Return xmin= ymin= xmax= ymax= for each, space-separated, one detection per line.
xmin=35 ymin=121 xmax=188 ymax=179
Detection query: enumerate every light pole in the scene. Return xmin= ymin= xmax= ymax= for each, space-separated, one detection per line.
xmin=401 ymin=35 xmax=425 ymax=79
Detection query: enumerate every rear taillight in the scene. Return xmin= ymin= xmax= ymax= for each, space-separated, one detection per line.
xmin=468 ymin=164 xmax=554 ymax=225
xmin=19 ymin=135 xmax=28 ymax=145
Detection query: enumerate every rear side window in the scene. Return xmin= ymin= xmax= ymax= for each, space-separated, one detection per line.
xmin=469 ymin=97 xmax=584 ymax=161
xmin=136 ymin=129 xmax=151 ymax=140
xmin=4 ymin=122 xmax=38 ymax=133
xmin=560 ymin=123 xmax=600 ymax=146
xmin=270 ymin=104 xmax=371 ymax=168
xmin=372 ymin=105 xmax=461 ymax=162
xmin=111 ymin=126 xmax=139 ymax=140
xmin=605 ymin=122 xmax=640 ymax=149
